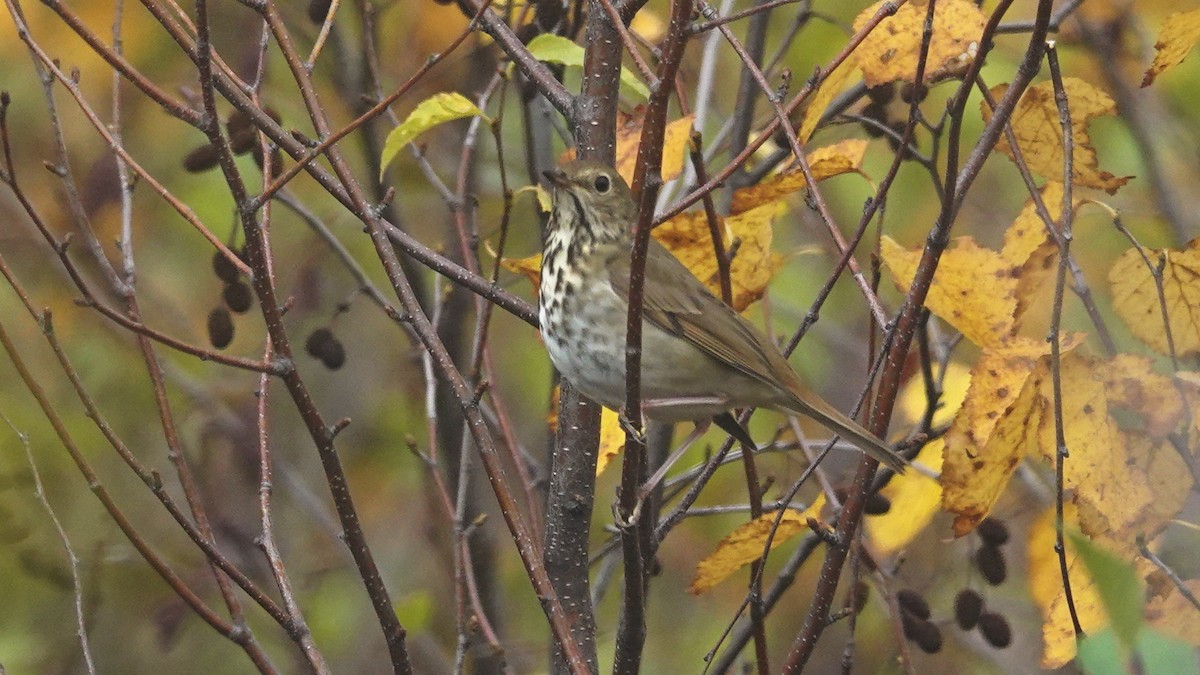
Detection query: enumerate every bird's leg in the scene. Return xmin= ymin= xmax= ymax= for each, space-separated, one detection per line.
xmin=617 ymin=407 xmax=647 ymax=444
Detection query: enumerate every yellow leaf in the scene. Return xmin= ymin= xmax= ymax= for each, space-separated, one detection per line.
xmin=984 ymin=79 xmax=1132 ymax=194
xmin=940 ymin=335 xmax=1084 ymax=536
xmin=881 ymin=237 xmax=1018 ymax=347
xmin=798 ymin=63 xmax=860 ymax=142
xmin=524 ymin=34 xmax=649 ymax=99
xmin=1142 ymin=8 xmax=1200 ymax=87
xmin=654 ymin=201 xmax=784 ymax=311
xmin=1110 ymin=236 xmax=1200 ymax=355
xmin=1028 ymin=505 xmax=1108 ymax=668
xmin=595 ymin=407 xmax=626 ymax=476
xmin=864 ymin=438 xmax=945 ymax=555
xmin=559 ymin=111 xmax=695 ymax=187
xmin=897 ymin=360 xmax=971 ymax=428
xmin=1145 ymin=580 xmax=1200 ymax=645
xmin=689 ymin=496 xmax=826 ymax=594
xmin=1099 ymin=354 xmax=1184 ymax=439
xmin=730 ymin=139 xmax=869 ymax=214
xmin=851 ymin=0 xmax=985 ymax=87
xmin=1033 ymin=356 xmax=1191 ymax=552
xmin=1001 ymin=182 xmax=1067 ymax=318
xmin=500 ymin=252 xmax=542 ymax=290
xmin=380 ymin=92 xmax=488 ymax=178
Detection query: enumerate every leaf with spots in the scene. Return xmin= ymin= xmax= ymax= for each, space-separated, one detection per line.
xmin=881 ymin=183 xmax=1067 ymax=348
xmin=940 ymin=335 xmax=1084 ymax=536
xmin=689 ymin=495 xmax=826 ymax=594
xmin=983 ymin=79 xmax=1132 ymax=194
xmin=798 ymin=63 xmax=860 ymax=142
xmin=851 ymin=0 xmax=985 ymax=87
xmin=1110 ymin=236 xmax=1200 ymax=356
xmin=1142 ymin=8 xmax=1200 ymax=87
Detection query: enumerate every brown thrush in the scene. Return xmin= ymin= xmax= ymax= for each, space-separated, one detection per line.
xmin=539 ymin=160 xmax=907 ymax=473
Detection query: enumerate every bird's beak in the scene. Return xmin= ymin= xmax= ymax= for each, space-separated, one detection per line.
xmin=542 ymin=168 xmax=569 ymax=188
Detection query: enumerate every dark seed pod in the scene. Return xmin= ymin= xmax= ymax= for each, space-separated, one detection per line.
xmin=954 ymin=589 xmax=984 ymax=630
xmin=901 ymin=613 xmax=943 ymax=654
xmin=899 ymin=82 xmax=928 ymax=104
xmin=975 ymin=545 xmax=1008 ymax=586
xmin=223 ymin=281 xmax=254 ymax=313
xmin=229 ymin=127 xmax=257 ymax=155
xmin=183 ymin=144 xmax=220 ymax=173
xmin=896 ymin=589 xmax=930 ymax=620
xmin=207 ymin=307 xmax=234 ymax=349
xmin=307 ymin=0 xmax=333 ymax=23
xmin=866 ymin=83 xmax=896 ymax=105
xmin=849 ymin=580 xmax=869 ymax=615
xmin=212 ymin=250 xmax=241 ymax=284
xmin=977 ymin=611 xmax=1012 ymax=648
xmin=863 ymin=492 xmax=892 ymax=515
xmin=252 ymin=143 xmax=284 ymax=180
xmin=306 ymin=327 xmax=346 ymax=370
xmin=977 ymin=517 xmax=1010 ymax=546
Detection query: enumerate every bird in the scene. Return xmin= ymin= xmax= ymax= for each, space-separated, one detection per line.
xmin=538 ymin=159 xmax=908 ymax=479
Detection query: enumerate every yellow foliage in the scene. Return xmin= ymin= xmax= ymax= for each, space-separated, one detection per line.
xmin=689 ymin=496 xmax=826 ymax=594
xmin=1028 ymin=505 xmax=1108 ymax=668
xmin=798 ymin=64 xmax=860 ymax=142
xmin=653 ymin=201 xmax=784 ymax=311
xmin=1143 ymin=8 xmax=1200 ymax=86
xmin=864 ymin=438 xmax=945 ymax=555
xmin=898 ymin=360 xmax=971 ymax=428
xmin=1145 ymin=580 xmax=1200 ymax=644
xmin=881 ymin=183 xmax=1064 ymax=347
xmin=984 ymin=79 xmax=1131 ymax=194
xmin=380 ymin=92 xmax=488 ymax=178
xmin=561 ymin=111 xmax=694 ymax=186
xmin=941 ymin=336 xmax=1083 ymax=536
xmin=730 ymin=140 xmax=869 ymax=214
xmin=852 ymin=0 xmax=985 ymax=87
xmin=1110 ymin=236 xmax=1200 ymax=355
xmin=594 ymin=407 xmax=626 ymax=476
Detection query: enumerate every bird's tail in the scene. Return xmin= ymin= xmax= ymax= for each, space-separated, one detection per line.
xmin=784 ymin=392 xmax=908 ymax=473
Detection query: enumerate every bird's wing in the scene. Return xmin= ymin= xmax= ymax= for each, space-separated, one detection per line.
xmin=606 ymin=238 xmax=802 ymax=394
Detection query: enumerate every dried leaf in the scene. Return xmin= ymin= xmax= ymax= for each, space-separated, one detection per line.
xmin=1145 ymin=580 xmax=1200 ymax=645
xmin=984 ymin=79 xmax=1132 ymax=194
xmin=689 ymin=496 xmax=825 ymax=594
xmin=380 ymin=92 xmax=488 ymax=178
xmin=1143 ymin=8 xmax=1200 ymax=86
xmin=1110 ymin=236 xmax=1200 ymax=356
xmin=500 ymin=252 xmax=542 ymax=290
xmin=852 ymin=0 xmax=985 ymax=87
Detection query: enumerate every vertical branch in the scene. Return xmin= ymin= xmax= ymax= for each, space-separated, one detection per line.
xmin=1045 ymin=42 xmax=1084 ymax=637
xmin=613 ymin=1 xmax=691 ymax=672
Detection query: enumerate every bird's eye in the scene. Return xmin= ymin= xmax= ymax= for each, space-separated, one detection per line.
xmin=593 ymin=174 xmax=611 ymax=193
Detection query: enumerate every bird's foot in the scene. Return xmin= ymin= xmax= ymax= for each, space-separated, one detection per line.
xmin=617 ymin=408 xmax=647 ymax=444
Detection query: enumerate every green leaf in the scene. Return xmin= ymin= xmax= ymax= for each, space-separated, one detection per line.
xmin=523 ymin=34 xmax=650 ymax=100
xmin=1070 ymin=531 xmax=1143 ymax=650
xmin=1076 ymin=629 xmax=1126 ymax=675
xmin=379 ymin=92 xmax=488 ymax=179
xmin=1137 ymin=627 xmax=1200 ymax=675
